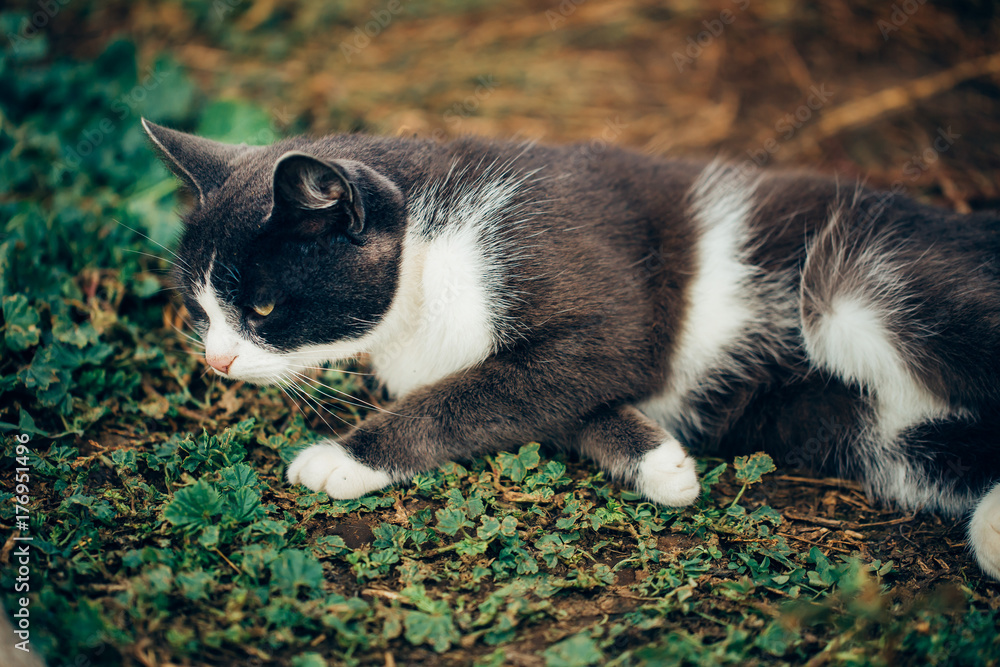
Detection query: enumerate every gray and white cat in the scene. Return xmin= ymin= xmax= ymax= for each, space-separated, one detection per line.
xmin=142 ymin=119 xmax=1000 ymax=580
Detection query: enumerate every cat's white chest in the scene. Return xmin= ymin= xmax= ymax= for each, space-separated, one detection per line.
xmin=367 ymin=224 xmax=499 ymax=397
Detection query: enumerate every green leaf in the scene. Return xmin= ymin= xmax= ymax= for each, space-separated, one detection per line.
xmin=290 ymin=653 xmax=328 ymax=667
xmin=197 ymin=100 xmax=275 ymax=144
xmin=535 ymin=533 xmax=576 ymax=568
xmin=270 ymin=550 xmax=324 ymax=594
xmin=176 ymin=569 xmax=215 ymax=601
xmin=733 ymin=452 xmax=776 ymax=486
xmin=701 ymin=462 xmax=727 ymax=488
xmin=313 ymin=535 xmax=350 ymax=558
xmin=2 ymin=294 xmax=40 ymax=351
xmin=497 ymin=442 xmax=541 ymax=483
xmin=435 ymin=508 xmax=473 ymax=536
xmin=163 ymin=480 xmax=224 ymax=531
xmin=224 ymin=487 xmax=264 ymax=523
xmin=403 ymin=610 xmax=459 ymax=653
xmin=52 ymin=316 xmax=99 ymax=349
xmin=754 ymin=620 xmax=798 ymax=657
xmin=499 ymin=515 xmax=518 ymax=537
xmin=219 ymin=463 xmax=258 ymax=490
xmin=236 ymin=544 xmax=280 ymax=580
xmin=111 ymin=449 xmax=138 ymax=474
xmin=198 ymin=525 xmax=220 ymax=549
xmin=543 ymin=633 xmax=604 ymax=667
xmin=477 ymin=515 xmax=501 ymax=541
xmin=750 ymin=505 xmax=783 ymax=526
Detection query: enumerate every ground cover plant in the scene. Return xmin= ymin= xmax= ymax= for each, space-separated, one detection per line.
xmin=2 ymin=1 xmax=1000 ymax=664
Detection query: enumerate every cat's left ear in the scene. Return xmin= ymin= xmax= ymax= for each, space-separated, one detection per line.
xmin=141 ymin=119 xmax=250 ymax=206
xmin=270 ymin=152 xmax=366 ymax=238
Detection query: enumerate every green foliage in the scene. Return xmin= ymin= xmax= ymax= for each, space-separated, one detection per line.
xmin=733 ymin=451 xmax=777 ymax=485
xmin=544 ymin=633 xmax=604 ymax=667
xmin=496 ymin=441 xmax=542 ymax=482
xmin=163 ymin=479 xmax=225 ymax=531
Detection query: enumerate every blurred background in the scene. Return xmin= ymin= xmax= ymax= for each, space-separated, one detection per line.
xmin=7 ymin=0 xmax=1000 ymax=199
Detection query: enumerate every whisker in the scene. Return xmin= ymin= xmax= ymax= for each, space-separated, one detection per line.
xmin=284 ymin=349 xmax=367 ymax=363
xmin=291 ymin=370 xmax=386 ymax=414
xmin=280 ymin=382 xmax=331 ymax=432
xmin=296 ymin=380 xmax=360 ymax=429
xmin=283 ymin=378 xmax=352 ymax=430
xmin=113 ymin=219 xmax=196 ymax=276
xmin=123 ymin=248 xmax=189 ymax=278
xmin=287 ymin=363 xmax=373 ymax=377
xmin=276 ymin=377 xmax=308 ymax=420
xmin=169 ymin=325 xmax=206 ymax=351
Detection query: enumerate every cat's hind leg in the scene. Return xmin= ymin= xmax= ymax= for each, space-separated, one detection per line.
xmin=800 ymin=203 xmax=1000 ymax=578
xmin=574 ymin=404 xmax=700 ymax=506
xmin=971 ymin=482 xmax=1000 ymax=579
xmin=887 ymin=418 xmax=1000 ymax=578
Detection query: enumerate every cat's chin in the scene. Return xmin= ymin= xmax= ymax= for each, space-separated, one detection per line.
xmin=210 ymin=366 xmax=287 ymax=387
xmin=236 ymin=375 xmax=285 ymax=387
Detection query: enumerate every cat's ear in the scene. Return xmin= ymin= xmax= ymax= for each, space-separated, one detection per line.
xmin=141 ymin=118 xmax=249 ymax=205
xmin=270 ymin=151 xmax=366 ymax=238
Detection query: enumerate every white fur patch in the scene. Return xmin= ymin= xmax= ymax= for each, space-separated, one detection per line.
xmin=196 ymin=263 xmax=291 ymax=385
xmin=805 ymin=293 xmax=951 ymax=435
xmin=282 ymin=224 xmax=498 ymax=398
xmin=635 ymin=437 xmax=700 ymax=507
xmin=969 ymin=482 xmax=1000 ymax=580
xmin=640 ymin=164 xmax=795 ymax=437
xmin=799 ymin=219 xmax=964 ymax=514
xmin=286 ymin=441 xmax=394 ymax=499
xmin=364 ymin=224 xmax=498 ymax=396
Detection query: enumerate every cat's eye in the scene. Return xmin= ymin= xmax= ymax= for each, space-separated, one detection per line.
xmin=253 ymin=303 xmax=275 ymax=317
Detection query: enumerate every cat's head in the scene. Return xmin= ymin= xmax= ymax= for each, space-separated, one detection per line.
xmin=142 ymin=120 xmax=407 ymax=385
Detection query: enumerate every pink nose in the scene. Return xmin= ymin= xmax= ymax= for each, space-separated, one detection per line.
xmin=206 ymin=353 xmax=237 ymax=375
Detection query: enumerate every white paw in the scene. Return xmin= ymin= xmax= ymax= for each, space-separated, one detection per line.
xmin=635 ymin=437 xmax=700 ymax=507
xmin=969 ymin=482 xmax=1000 ymax=580
xmin=286 ymin=441 xmax=393 ymax=499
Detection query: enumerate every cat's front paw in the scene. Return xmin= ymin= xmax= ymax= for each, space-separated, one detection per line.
xmin=970 ymin=483 xmax=1000 ymax=580
xmin=286 ymin=441 xmax=393 ymax=499
xmin=635 ymin=437 xmax=700 ymax=507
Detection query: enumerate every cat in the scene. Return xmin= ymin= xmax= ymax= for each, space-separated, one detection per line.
xmin=141 ymin=118 xmax=1000 ymax=580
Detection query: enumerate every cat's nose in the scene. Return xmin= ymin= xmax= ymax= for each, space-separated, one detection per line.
xmin=206 ymin=352 xmax=237 ymax=375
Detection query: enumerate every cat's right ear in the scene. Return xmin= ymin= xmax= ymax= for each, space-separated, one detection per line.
xmin=141 ymin=119 xmax=249 ymax=206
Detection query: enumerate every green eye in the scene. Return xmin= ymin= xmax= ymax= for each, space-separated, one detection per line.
xmin=253 ymin=302 xmax=274 ymax=317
